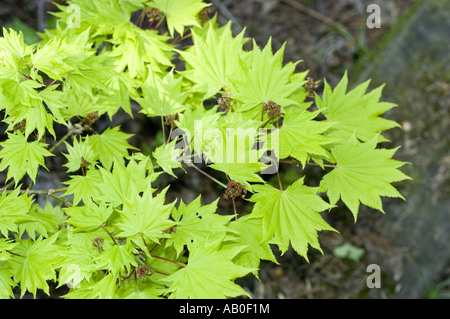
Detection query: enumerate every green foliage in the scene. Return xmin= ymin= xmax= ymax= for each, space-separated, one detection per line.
xmin=0 ymin=0 xmax=410 ymax=299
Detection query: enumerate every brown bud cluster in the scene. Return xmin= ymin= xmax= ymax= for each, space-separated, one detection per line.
xmin=218 ymin=94 xmax=236 ymax=111
xmin=263 ymin=100 xmax=282 ymax=118
xmin=145 ymin=7 xmax=161 ymax=24
xmin=223 ymin=180 xmax=247 ymax=200
xmin=92 ymin=237 xmax=104 ymax=252
xmin=164 ymin=113 xmax=179 ymax=128
xmin=13 ymin=119 xmax=26 ymax=133
xmin=303 ymin=77 xmax=319 ymax=97
xmin=137 ymin=265 xmax=152 ymax=279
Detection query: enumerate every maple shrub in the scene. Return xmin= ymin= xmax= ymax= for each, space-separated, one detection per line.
xmin=0 ymin=0 xmax=410 ymax=299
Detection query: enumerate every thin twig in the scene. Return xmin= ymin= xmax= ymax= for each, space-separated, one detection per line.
xmin=4 ymin=187 xmax=68 ymax=195
xmin=210 ymin=0 xmax=244 ymax=33
xmin=185 ymin=162 xmax=227 ymax=189
xmin=280 ymin=0 xmax=353 ymax=40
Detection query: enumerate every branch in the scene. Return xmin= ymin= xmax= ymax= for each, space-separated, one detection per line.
xmin=4 ymin=187 xmax=67 ymax=195
xmin=280 ymin=0 xmax=353 ymax=40
xmin=210 ymin=0 xmax=244 ymax=33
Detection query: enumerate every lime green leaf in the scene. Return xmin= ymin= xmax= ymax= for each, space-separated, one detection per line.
xmin=63 ymin=167 xmax=103 ymax=205
xmin=116 ymin=189 xmax=175 ymax=250
xmin=152 ymin=0 xmax=210 ymax=37
xmin=316 ymin=72 xmax=400 ymax=142
xmin=152 ymin=140 xmax=184 ymax=178
xmin=95 ymin=240 xmax=137 ymax=275
xmin=232 ymin=38 xmax=300 ymax=116
xmin=0 ymin=132 xmax=53 ymax=184
xmin=64 ymin=201 xmax=113 ymax=232
xmin=228 ymin=215 xmax=277 ymax=277
xmin=276 ymin=107 xmax=336 ymax=165
xmin=179 ymin=21 xmax=247 ymax=98
xmin=249 ymin=177 xmax=336 ymax=258
xmin=9 ymin=235 xmax=60 ymax=298
xmin=137 ymin=70 xmax=188 ymax=117
xmin=164 ymin=240 xmax=254 ymax=298
xmin=0 ymin=78 xmax=42 ymax=108
xmin=319 ymin=134 xmax=411 ymax=220
xmin=0 ymin=28 xmax=33 ymax=61
xmin=18 ymin=201 xmax=66 ymax=239
xmin=87 ymin=126 xmax=136 ymax=170
xmin=0 ymin=269 xmax=15 ymax=299
xmin=63 ymin=273 xmax=117 ymax=299
xmin=55 ymin=245 xmax=97 ymax=289
xmin=98 ymin=158 xmax=154 ymax=207
xmin=0 ymin=238 xmax=18 ymax=261
xmin=63 ymin=136 xmax=98 ymax=173
xmin=167 ymin=196 xmax=233 ymax=256
xmin=0 ymin=189 xmax=33 ymax=237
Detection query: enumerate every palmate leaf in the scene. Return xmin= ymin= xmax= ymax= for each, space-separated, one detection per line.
xmin=95 ymin=240 xmax=137 ymax=275
xmin=152 ymin=140 xmax=184 ymax=178
xmin=0 ymin=189 xmax=33 ymax=237
xmin=116 ymin=189 xmax=175 ymax=251
xmin=276 ymin=107 xmax=337 ymax=166
xmin=232 ymin=38 xmax=300 ymax=117
xmin=87 ymin=126 xmax=136 ymax=170
xmin=206 ymin=127 xmax=268 ymax=191
xmin=248 ymin=177 xmax=336 ymax=259
xmin=64 ymin=200 xmax=113 ymax=232
xmin=315 ymin=72 xmax=400 ymax=142
xmin=63 ymin=167 xmax=103 ymax=205
xmin=163 ymin=240 xmax=254 ymax=299
xmin=166 ymin=195 xmax=233 ymax=256
xmin=0 ymin=268 xmax=15 ymax=299
xmin=9 ymin=235 xmax=60 ymax=298
xmin=152 ymin=0 xmax=210 ymax=37
xmin=137 ymin=70 xmax=188 ymax=117
xmin=319 ymin=134 xmax=411 ymax=220
xmin=179 ymin=21 xmax=247 ymax=98
xmin=18 ymin=201 xmax=66 ymax=239
xmin=63 ymin=136 xmax=98 ymax=173
xmin=228 ymin=215 xmax=277 ymax=277
xmin=63 ymin=273 xmax=117 ymax=299
xmin=0 ymin=132 xmax=53 ymax=185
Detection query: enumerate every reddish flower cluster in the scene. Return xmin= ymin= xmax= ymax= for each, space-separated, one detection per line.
xmin=263 ymin=100 xmax=282 ymax=118
xmin=303 ymin=77 xmax=319 ymax=97
xmin=92 ymin=237 xmax=104 ymax=252
xmin=223 ymin=180 xmax=247 ymax=200
xmin=218 ymin=94 xmax=236 ymax=111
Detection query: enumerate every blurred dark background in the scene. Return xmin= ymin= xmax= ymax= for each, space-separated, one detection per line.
xmin=0 ymin=0 xmax=448 ymax=299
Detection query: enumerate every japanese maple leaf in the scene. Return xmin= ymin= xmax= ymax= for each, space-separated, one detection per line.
xmin=0 ymin=132 xmax=53 ymax=185
xmin=315 ymin=72 xmax=400 ymax=142
xmin=179 ymin=21 xmax=247 ymax=98
xmin=9 ymin=235 xmax=60 ymax=298
xmin=276 ymin=107 xmax=336 ymax=166
xmin=166 ymin=196 xmax=233 ymax=256
xmin=163 ymin=240 xmax=254 ymax=298
xmin=319 ymin=134 xmax=411 ymax=220
xmin=248 ymin=177 xmax=336 ymax=259
xmin=152 ymin=0 xmax=210 ymax=37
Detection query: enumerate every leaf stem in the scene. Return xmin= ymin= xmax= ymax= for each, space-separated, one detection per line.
xmin=185 ymin=162 xmax=227 ymax=189
xmin=231 ymin=197 xmax=238 ymax=220
xmin=101 ymin=224 xmax=118 ymax=245
xmin=150 ymin=254 xmax=187 ymax=268
xmin=154 ymin=14 xmax=166 ymax=30
xmin=160 ymin=116 xmax=166 ymax=145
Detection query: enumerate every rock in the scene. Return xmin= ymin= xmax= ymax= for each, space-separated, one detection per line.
xmin=352 ymin=0 xmax=450 ymax=298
